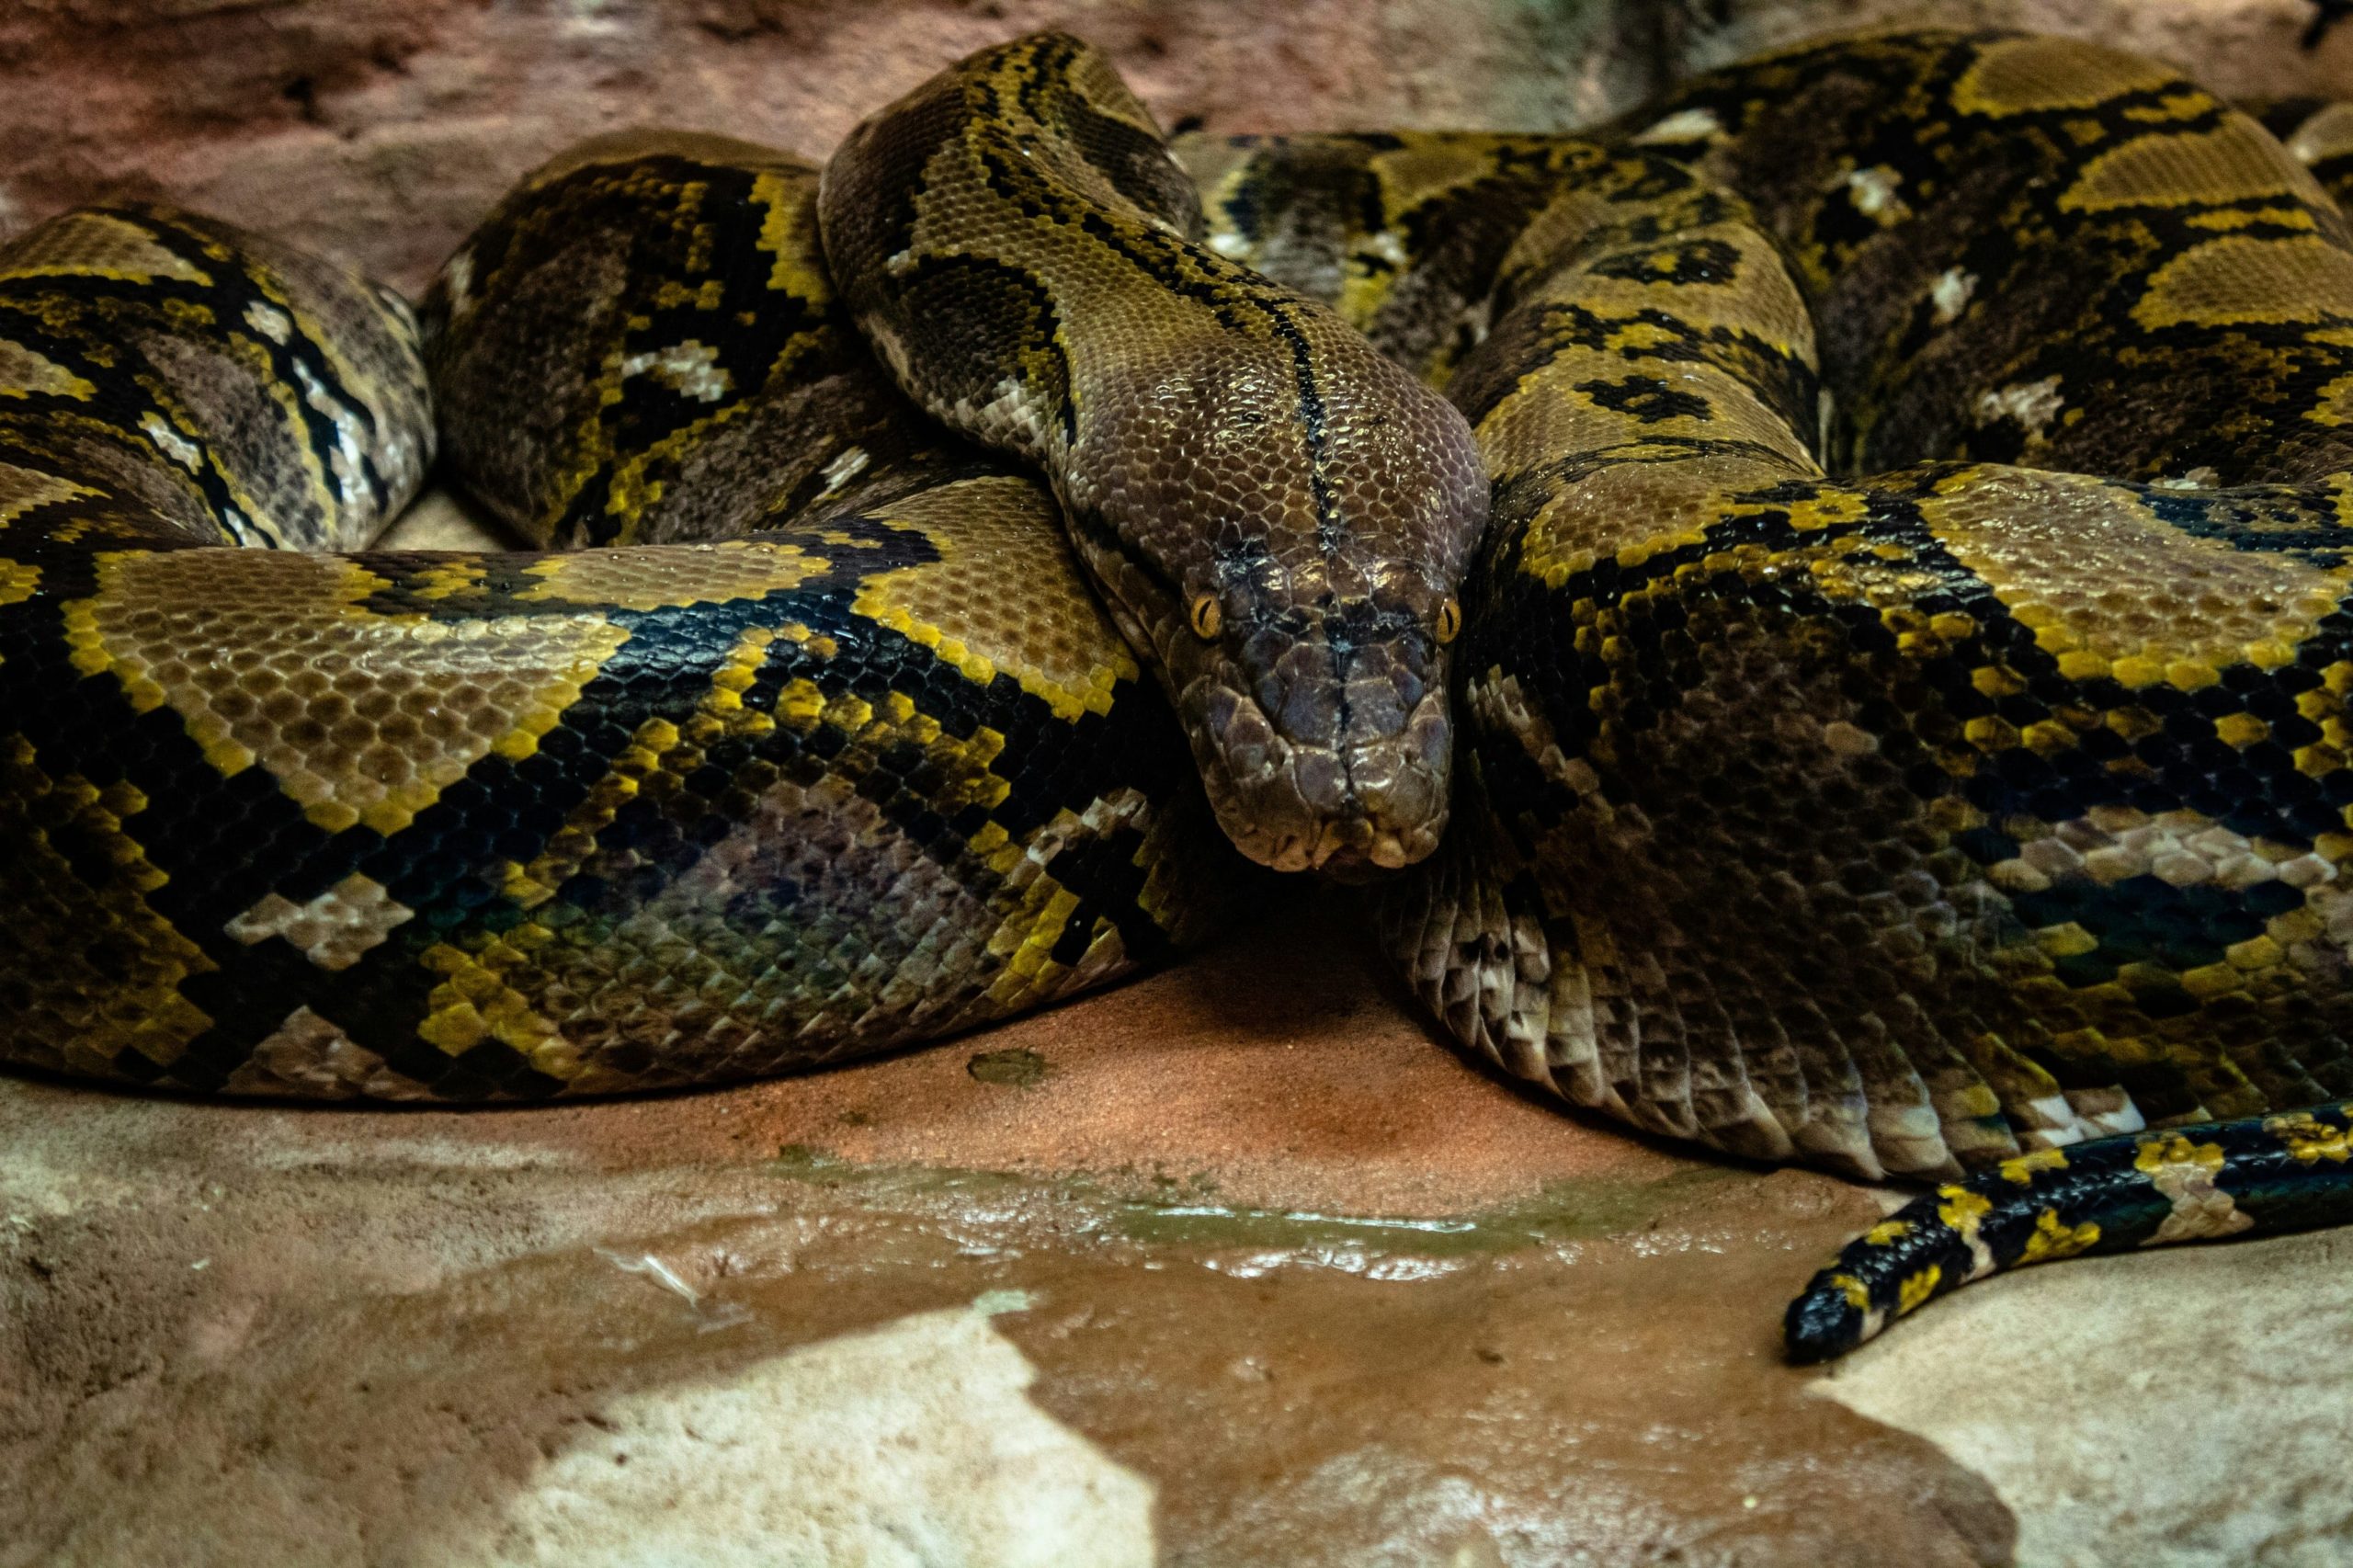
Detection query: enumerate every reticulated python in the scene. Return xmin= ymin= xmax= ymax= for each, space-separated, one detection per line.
xmin=3 ymin=29 xmax=2349 ymax=1359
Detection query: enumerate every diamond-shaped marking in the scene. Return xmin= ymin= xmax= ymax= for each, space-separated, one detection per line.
xmin=224 ymin=872 xmax=414 ymax=970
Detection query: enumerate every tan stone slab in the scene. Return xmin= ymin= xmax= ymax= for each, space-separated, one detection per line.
xmin=373 ymin=486 xmax=512 ymax=552
xmin=1824 ymin=1226 xmax=2353 ymax=1567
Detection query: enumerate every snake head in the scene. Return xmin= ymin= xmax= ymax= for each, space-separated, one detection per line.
xmin=1182 ymin=565 xmax=1464 ymax=875
xmin=1068 ymin=329 xmax=1488 ymax=875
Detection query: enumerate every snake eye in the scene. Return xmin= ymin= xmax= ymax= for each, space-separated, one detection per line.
xmin=1188 ymin=594 xmax=1222 ymax=640
xmin=1435 ymin=596 xmax=1461 ymax=645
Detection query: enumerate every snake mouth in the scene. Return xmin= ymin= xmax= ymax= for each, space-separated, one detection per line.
xmin=1183 ymin=678 xmax=1452 ymax=874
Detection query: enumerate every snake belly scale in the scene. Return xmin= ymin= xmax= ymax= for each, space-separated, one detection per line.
xmin=3 ymin=28 xmax=2352 ymax=1358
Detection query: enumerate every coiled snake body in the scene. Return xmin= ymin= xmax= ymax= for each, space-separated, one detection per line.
xmin=4 ymin=29 xmax=2351 ymax=1357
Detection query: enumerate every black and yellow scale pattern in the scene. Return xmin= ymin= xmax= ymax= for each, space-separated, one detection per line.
xmin=5 ymin=28 xmax=2353 ymax=1358
xmin=0 ymin=132 xmax=1232 ymax=1099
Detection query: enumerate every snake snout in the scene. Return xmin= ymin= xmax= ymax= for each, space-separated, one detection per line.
xmin=1184 ymin=624 xmax=1452 ymax=874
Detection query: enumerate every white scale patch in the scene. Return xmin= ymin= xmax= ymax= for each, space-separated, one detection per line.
xmin=2143 ymin=1144 xmax=2257 ymax=1245
xmin=1930 ymin=267 xmax=1976 ymax=326
xmin=1845 ymin=165 xmax=1906 ymax=220
xmin=373 ymin=419 xmax=426 ymax=506
xmin=243 ymin=300 xmax=292 ymax=345
xmin=291 ymin=357 xmax=375 ymax=509
xmin=2018 ymin=1090 xmax=2150 ymax=1149
xmin=620 ymin=340 xmax=730 ymax=403
xmin=1456 ymin=292 xmax=1495 ymax=353
xmin=2023 ymin=1094 xmax=2090 ymax=1147
xmin=1974 ymin=374 xmax=2063 ymax=440
xmin=819 ymin=445 xmax=870 ymax=494
xmin=140 ymin=412 xmax=201 ymax=472
xmin=221 ymin=1006 xmax=406 ymax=1098
xmin=375 ymin=285 xmax=421 ymax=343
xmin=218 ymin=506 xmax=265 ymax=547
xmin=226 ymin=872 xmax=414 ymax=971
xmin=1631 ymin=106 xmax=1722 ymax=144
xmin=955 ymin=374 xmax=1053 ymax=458
xmin=1991 ymin=811 xmax=2313 ymax=901
xmin=2079 ymin=1098 xmax=2147 ymax=1138
xmin=442 ymin=249 xmax=474 ymax=316
xmin=2154 ymin=466 xmax=2221 ymax=490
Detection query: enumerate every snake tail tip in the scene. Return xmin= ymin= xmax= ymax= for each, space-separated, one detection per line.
xmin=1782 ymin=1273 xmax=1873 ymax=1365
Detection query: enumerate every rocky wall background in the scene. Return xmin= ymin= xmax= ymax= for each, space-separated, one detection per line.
xmin=2 ymin=0 xmax=2347 ymax=298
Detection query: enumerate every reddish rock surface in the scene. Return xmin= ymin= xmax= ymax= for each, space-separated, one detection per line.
xmin=6 ymin=0 xmax=2345 ymax=300
xmin=0 ymin=0 xmax=1655 ymax=298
